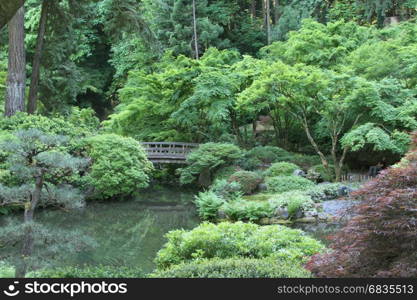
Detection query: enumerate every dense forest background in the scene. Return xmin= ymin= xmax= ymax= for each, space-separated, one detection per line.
xmin=1 ymin=0 xmax=416 ymax=171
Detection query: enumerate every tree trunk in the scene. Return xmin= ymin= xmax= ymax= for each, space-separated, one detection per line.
xmin=27 ymin=1 xmax=49 ymax=114
xmin=5 ymin=7 xmax=26 ymax=117
xmin=272 ymin=0 xmax=279 ymax=24
xmin=192 ymin=0 xmax=199 ymax=59
xmin=264 ymin=0 xmax=271 ymax=44
xmin=0 ymin=0 xmax=25 ymax=30
xmin=15 ymin=174 xmax=43 ymax=278
xmin=251 ymin=0 xmax=257 ymax=19
xmin=301 ymin=115 xmax=329 ymax=170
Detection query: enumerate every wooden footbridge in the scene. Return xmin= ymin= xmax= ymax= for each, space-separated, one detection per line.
xmin=141 ymin=142 xmax=199 ymax=164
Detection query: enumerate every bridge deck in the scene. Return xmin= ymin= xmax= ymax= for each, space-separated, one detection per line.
xmin=141 ymin=142 xmax=199 ymax=164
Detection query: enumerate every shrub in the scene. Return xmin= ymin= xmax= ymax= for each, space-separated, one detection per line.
xmin=213 ymin=165 xmax=241 ymax=181
xmin=307 ymin=164 xmax=335 ymax=182
xmin=194 ymin=191 xmax=225 ymax=221
xmin=305 ymin=183 xmax=344 ymax=202
xmin=0 ymin=261 xmax=14 ymax=278
xmin=265 ymin=162 xmax=299 ymax=177
xmin=179 ymin=143 xmax=242 ymax=185
xmin=306 ymin=132 xmax=417 ymax=278
xmin=266 ymin=176 xmax=314 ymax=193
xmin=155 ymin=222 xmax=325 ymax=269
xmin=80 ymin=134 xmax=154 ymax=199
xmin=0 ymin=111 xmax=98 ymax=139
xmin=239 ymin=146 xmax=293 ymax=170
xmin=210 ymin=179 xmax=243 ymax=201
xmin=222 ymin=199 xmax=273 ymax=222
xmin=150 ymin=257 xmax=311 ymax=278
xmin=29 ymin=265 xmax=144 ymax=278
xmin=227 ymin=171 xmax=263 ymax=195
xmin=269 ymin=191 xmax=315 ymax=218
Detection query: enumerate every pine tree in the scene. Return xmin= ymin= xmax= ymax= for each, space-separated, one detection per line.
xmin=0 ymin=129 xmax=90 ymax=277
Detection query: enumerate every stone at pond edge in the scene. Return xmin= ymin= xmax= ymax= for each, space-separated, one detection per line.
xmin=293 ymin=169 xmax=306 ymax=177
xmin=296 ymin=217 xmax=317 ymax=223
xmin=338 ymin=185 xmax=354 ymax=197
xmin=257 ymin=183 xmax=268 ymax=192
xmin=217 ymin=209 xmax=227 ymax=219
xmin=259 ymin=217 xmax=292 ymax=225
xmin=274 ymin=207 xmax=290 ymax=219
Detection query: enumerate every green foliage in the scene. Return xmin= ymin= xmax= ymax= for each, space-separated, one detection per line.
xmin=265 ymin=162 xmax=300 ymax=177
xmin=179 ymin=143 xmax=242 ymax=185
xmin=239 ymin=146 xmax=293 ymax=170
xmin=269 ymin=191 xmax=315 ymax=218
xmin=79 ymin=134 xmax=154 ymax=199
xmin=0 ymin=129 xmax=88 ymax=207
xmin=307 ymin=165 xmax=336 ymax=182
xmin=305 ymin=183 xmax=344 ymax=202
xmin=154 ymin=222 xmax=325 ymax=269
xmin=194 ymin=191 xmax=225 ymax=221
xmin=266 ymin=176 xmax=315 ymax=193
xmin=0 ymin=261 xmax=15 ymax=278
xmin=29 ymin=265 xmax=144 ymax=278
xmin=151 ymin=257 xmax=311 ymax=278
xmin=212 ymin=165 xmax=240 ymax=181
xmin=227 ymin=171 xmax=262 ymax=195
xmin=0 ymin=111 xmax=97 ymax=140
xmin=342 ymin=123 xmax=410 ymax=154
xmin=288 ymin=154 xmax=323 ymax=170
xmin=209 ymin=179 xmax=243 ymax=201
xmin=222 ymin=200 xmax=272 ymax=222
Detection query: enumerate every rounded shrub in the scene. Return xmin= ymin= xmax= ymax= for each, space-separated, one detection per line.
xmin=265 ymin=162 xmax=299 ymax=177
xmin=239 ymin=146 xmax=293 ymax=170
xmin=29 ymin=265 xmax=144 ymax=278
xmin=0 ymin=111 xmax=98 ymax=139
xmin=80 ymin=134 xmax=154 ymax=199
xmin=227 ymin=170 xmax=263 ymax=195
xmin=265 ymin=176 xmax=315 ymax=194
xmin=155 ymin=221 xmax=325 ymax=269
xmin=150 ymin=257 xmax=311 ymax=278
xmin=305 ymin=183 xmax=344 ymax=202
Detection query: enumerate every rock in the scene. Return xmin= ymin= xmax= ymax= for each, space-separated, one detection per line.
xmin=338 ymin=185 xmax=354 ymax=197
xmin=259 ymin=217 xmax=271 ymax=225
xmin=268 ymin=218 xmax=292 ymax=225
xmin=304 ymin=210 xmax=318 ymax=218
xmin=314 ymin=203 xmax=323 ymax=210
xmin=293 ymin=169 xmax=306 ymax=177
xmin=294 ymin=209 xmax=304 ymax=219
xmin=317 ymin=212 xmax=330 ymax=221
xmin=257 ymin=183 xmax=268 ymax=192
xmin=274 ymin=207 xmax=289 ymax=219
xmin=217 ymin=209 xmax=227 ymax=219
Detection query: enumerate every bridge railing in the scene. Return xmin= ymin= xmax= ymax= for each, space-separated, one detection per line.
xmin=141 ymin=142 xmax=199 ymax=162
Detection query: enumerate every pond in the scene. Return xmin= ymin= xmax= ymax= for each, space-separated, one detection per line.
xmin=1 ymin=189 xmax=200 ymax=274
xmin=1 ymin=189 xmax=352 ymax=274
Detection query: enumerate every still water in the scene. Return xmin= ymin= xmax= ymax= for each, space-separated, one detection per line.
xmin=16 ymin=189 xmax=199 ymax=273
xmin=1 ymin=190 xmax=349 ymax=274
